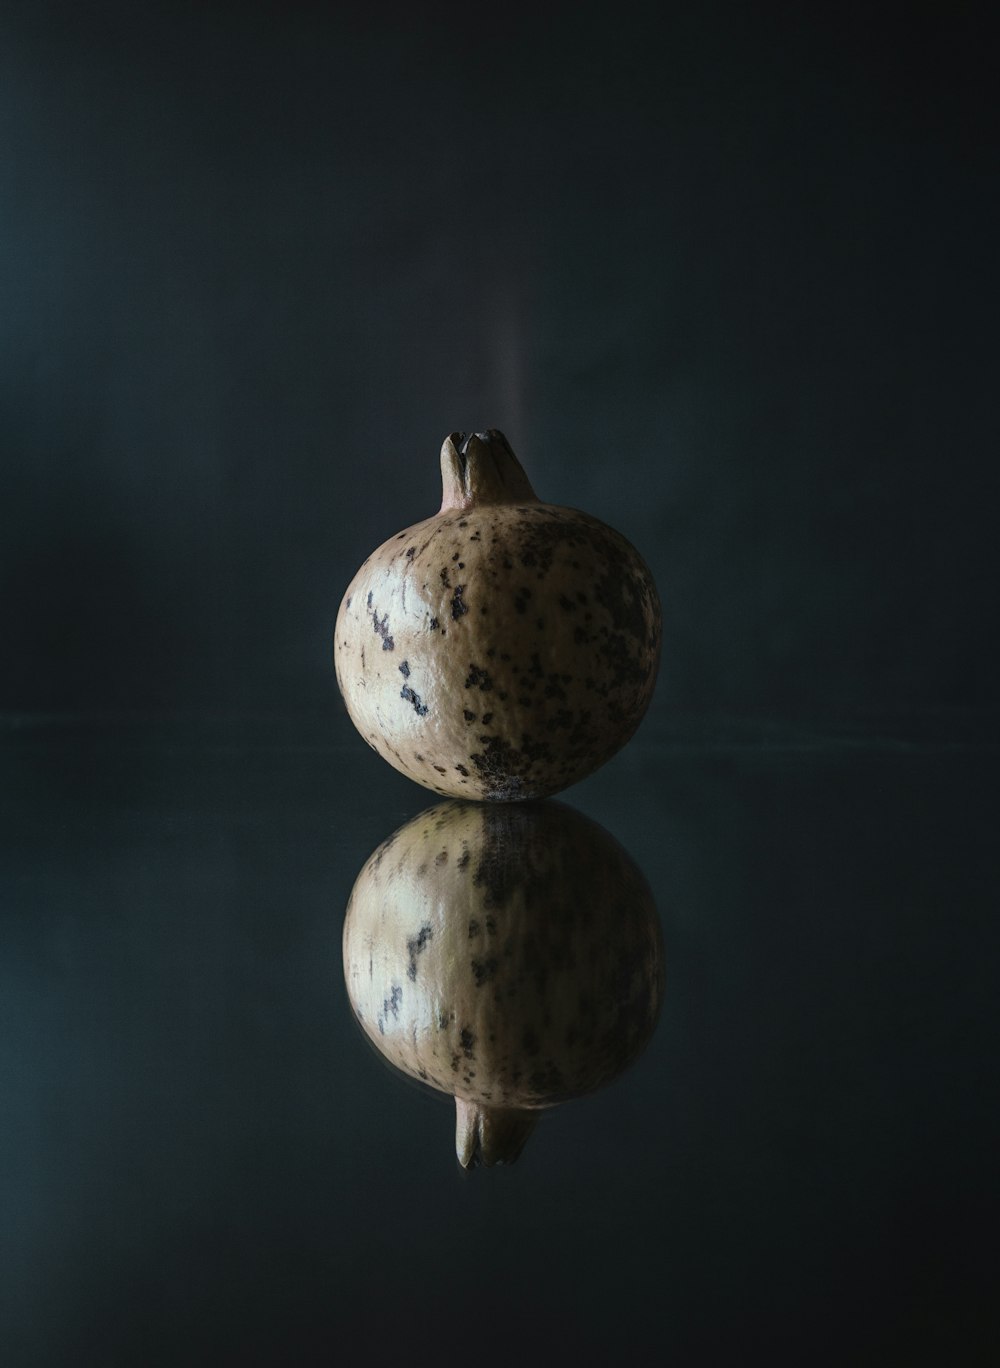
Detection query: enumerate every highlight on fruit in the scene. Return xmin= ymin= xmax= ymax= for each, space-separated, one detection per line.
xmin=342 ymin=798 xmax=665 ymax=1167
xmin=334 ymin=430 xmax=661 ymax=801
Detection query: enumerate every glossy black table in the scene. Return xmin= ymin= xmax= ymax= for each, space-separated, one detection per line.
xmin=2 ymin=710 xmax=995 ymax=1365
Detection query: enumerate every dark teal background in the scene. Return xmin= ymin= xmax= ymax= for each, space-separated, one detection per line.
xmin=1 ymin=1 xmax=995 ymax=719
xmin=1 ymin=5 xmax=997 ymax=1365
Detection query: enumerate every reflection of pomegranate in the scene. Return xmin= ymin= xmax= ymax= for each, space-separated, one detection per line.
xmin=334 ymin=430 xmax=661 ymax=800
xmin=343 ymin=799 xmax=665 ymax=1166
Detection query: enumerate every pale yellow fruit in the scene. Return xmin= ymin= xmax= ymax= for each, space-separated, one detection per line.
xmin=334 ymin=430 xmax=661 ymax=800
xmin=343 ymin=799 xmax=665 ymax=1166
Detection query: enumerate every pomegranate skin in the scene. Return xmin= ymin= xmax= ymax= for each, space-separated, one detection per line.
xmin=334 ymin=430 xmax=661 ymax=801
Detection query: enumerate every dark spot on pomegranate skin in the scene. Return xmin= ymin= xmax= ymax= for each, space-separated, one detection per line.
xmin=465 ymin=665 xmax=493 ymax=691
xmin=451 ymin=585 xmax=469 ymax=619
xmin=376 ymin=983 xmax=403 ymax=1034
xmin=440 ymin=568 xmax=451 ymax=588
xmin=372 ymin=610 xmax=394 ymax=650
xmin=399 ymin=660 xmax=410 ymax=678
xmin=405 ymin=546 xmax=416 ymax=559
xmin=429 ymin=617 xmax=440 ymax=631
xmin=400 ymin=685 xmax=428 ymax=716
xmin=406 ymin=924 xmax=433 ymax=981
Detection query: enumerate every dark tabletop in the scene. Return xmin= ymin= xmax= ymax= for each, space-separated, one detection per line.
xmin=1 ymin=709 xmax=995 ymax=1366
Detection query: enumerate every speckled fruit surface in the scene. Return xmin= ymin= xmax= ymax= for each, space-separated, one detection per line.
xmin=342 ymin=799 xmax=665 ymax=1165
xmin=334 ymin=430 xmax=662 ymax=800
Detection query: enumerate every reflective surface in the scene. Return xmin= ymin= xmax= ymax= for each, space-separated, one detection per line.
xmin=2 ymin=712 xmax=996 ymax=1364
